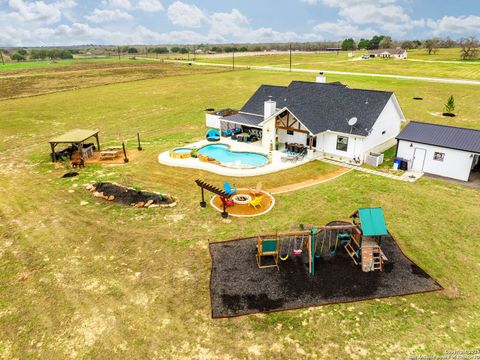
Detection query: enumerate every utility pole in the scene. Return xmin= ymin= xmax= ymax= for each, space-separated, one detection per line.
xmin=117 ymin=47 xmax=121 ymax=61
xmin=0 ymin=50 xmax=4 ymax=65
xmin=232 ymin=45 xmax=235 ymax=70
xmin=289 ymin=43 xmax=292 ymax=72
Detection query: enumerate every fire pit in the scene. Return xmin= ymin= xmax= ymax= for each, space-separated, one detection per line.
xmin=232 ymin=194 xmax=252 ymax=205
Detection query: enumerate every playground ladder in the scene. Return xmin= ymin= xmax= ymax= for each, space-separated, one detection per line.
xmin=372 ymin=245 xmax=383 ymax=271
xmin=344 ymin=242 xmax=359 ymax=265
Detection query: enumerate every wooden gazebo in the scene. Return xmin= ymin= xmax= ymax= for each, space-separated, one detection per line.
xmin=49 ymin=129 xmax=100 ymax=162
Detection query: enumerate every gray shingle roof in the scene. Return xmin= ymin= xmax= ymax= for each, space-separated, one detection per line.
xmin=396 ymin=121 xmax=480 ymax=153
xmin=239 ymin=81 xmax=394 ymax=136
xmin=222 ymin=113 xmax=263 ymax=128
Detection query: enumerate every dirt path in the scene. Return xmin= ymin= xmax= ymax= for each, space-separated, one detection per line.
xmin=269 ymin=167 xmax=352 ymax=194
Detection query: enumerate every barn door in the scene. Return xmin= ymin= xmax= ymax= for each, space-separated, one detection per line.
xmin=412 ymin=148 xmax=426 ymax=171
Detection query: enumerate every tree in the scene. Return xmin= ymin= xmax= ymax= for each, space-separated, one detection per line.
xmin=151 ymin=47 xmax=169 ymax=54
xmin=357 ymin=38 xmax=369 ymax=49
xmin=401 ymin=41 xmax=415 ymax=50
xmin=170 ymin=46 xmax=181 ymax=53
xmin=127 ymin=47 xmax=138 ymax=54
xmin=178 ymin=47 xmax=189 ymax=54
xmin=238 ymin=46 xmax=248 ymax=52
xmin=444 ymin=95 xmax=455 ymax=114
xmin=341 ymin=38 xmax=356 ymax=51
xmin=459 ymin=36 xmax=479 ymax=60
xmin=11 ymin=52 xmax=26 ymax=61
xmin=17 ymin=49 xmax=28 ymax=56
xmin=366 ymin=35 xmax=385 ymax=50
xmin=379 ymin=36 xmax=393 ymax=49
xmin=424 ymin=39 xmax=439 ymax=55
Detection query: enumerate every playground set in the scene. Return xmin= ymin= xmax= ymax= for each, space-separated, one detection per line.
xmin=256 ymin=208 xmax=389 ymax=273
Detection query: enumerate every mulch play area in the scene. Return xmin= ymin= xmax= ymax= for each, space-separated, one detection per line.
xmin=209 ymin=232 xmax=442 ymax=318
xmin=210 ymin=189 xmax=275 ymax=217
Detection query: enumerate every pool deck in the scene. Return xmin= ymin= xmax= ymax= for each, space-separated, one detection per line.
xmin=158 ymin=138 xmax=317 ymax=177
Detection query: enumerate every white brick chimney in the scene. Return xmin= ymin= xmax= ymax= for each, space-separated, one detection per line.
xmin=316 ymin=72 xmax=326 ymax=83
xmin=264 ymin=96 xmax=276 ymax=119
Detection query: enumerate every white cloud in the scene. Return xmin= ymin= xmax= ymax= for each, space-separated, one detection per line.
xmin=137 ymin=0 xmax=163 ymax=12
xmin=6 ymin=0 xmax=76 ymax=24
xmin=305 ymin=0 xmax=426 ymax=38
xmin=167 ymin=1 xmax=206 ymax=28
xmin=313 ymin=20 xmax=376 ymax=38
xmin=99 ymin=0 xmax=163 ymax=12
xmin=85 ymin=8 xmax=133 ymax=23
xmin=208 ymin=9 xmax=249 ymax=37
xmin=427 ymin=15 xmax=480 ymax=36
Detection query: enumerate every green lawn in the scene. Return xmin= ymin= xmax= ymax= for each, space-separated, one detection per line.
xmin=0 ymin=65 xmax=479 ymax=358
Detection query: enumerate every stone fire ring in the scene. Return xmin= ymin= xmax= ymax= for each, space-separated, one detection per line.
xmin=232 ymin=194 xmax=252 ymax=205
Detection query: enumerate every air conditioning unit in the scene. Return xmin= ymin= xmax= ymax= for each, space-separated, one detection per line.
xmin=365 ymin=152 xmax=384 ymax=167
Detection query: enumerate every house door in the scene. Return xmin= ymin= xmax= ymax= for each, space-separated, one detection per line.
xmin=412 ymin=148 xmax=426 ymax=171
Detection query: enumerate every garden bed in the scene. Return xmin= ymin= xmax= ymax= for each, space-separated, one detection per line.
xmin=209 ymin=232 xmax=442 ymax=318
xmin=86 ymin=182 xmax=177 ymax=208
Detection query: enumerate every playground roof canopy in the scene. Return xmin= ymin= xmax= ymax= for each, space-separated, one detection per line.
xmin=357 ymin=208 xmax=388 ymax=237
xmin=49 ymin=129 xmax=98 ymax=144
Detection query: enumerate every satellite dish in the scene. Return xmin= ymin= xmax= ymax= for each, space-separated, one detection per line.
xmin=348 ymin=117 xmax=358 ymax=126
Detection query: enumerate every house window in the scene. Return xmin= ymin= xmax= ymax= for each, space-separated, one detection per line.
xmin=433 ymin=152 xmax=445 ymax=162
xmin=287 ymin=130 xmax=294 ymax=135
xmin=336 ymin=136 xmax=349 ymax=151
xmin=382 ymin=130 xmax=386 ymax=135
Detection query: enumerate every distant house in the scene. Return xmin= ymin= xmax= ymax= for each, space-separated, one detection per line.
xmin=206 ymin=74 xmax=406 ymax=163
xmin=367 ymin=48 xmax=408 ymax=59
xmin=396 ymin=121 xmax=480 ymax=181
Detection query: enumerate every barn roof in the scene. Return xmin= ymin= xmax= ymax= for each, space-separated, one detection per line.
xmin=396 ymin=121 xmax=480 ymax=153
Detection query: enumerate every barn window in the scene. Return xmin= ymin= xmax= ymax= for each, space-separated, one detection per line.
xmin=433 ymin=152 xmax=445 ymax=162
xmin=336 ymin=136 xmax=349 ymax=151
xmin=287 ymin=129 xmax=294 ymax=135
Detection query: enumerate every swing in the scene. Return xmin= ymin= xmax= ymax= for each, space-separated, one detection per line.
xmin=314 ymin=231 xmax=325 ymax=259
xmin=328 ymin=230 xmax=340 ymax=255
xmin=279 ymin=236 xmax=291 ymax=261
xmin=293 ymin=235 xmax=303 ymax=256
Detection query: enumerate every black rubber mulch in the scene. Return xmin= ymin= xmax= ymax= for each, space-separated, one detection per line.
xmin=209 ymin=231 xmax=442 ymax=318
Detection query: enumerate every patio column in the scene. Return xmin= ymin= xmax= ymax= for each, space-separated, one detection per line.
xmin=50 ymin=142 xmax=56 ymax=162
xmin=94 ymin=133 xmax=101 ymax=151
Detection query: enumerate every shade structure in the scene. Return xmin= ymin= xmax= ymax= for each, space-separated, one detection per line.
xmin=358 ymin=208 xmax=388 ymax=237
xmin=49 ymin=129 xmax=99 ymax=144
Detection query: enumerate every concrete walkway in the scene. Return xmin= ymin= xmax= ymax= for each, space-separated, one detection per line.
xmin=319 ymin=158 xmax=423 ymax=182
xmin=159 ymin=58 xmax=480 ymax=86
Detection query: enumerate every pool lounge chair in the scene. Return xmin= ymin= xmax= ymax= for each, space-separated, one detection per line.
xmin=248 ymin=196 xmax=263 ymax=210
xmin=221 ymin=129 xmax=233 ymax=137
xmin=206 ymin=129 xmax=220 ymax=142
xmin=223 ymin=182 xmax=237 ymax=196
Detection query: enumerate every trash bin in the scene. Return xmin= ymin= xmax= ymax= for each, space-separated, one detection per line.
xmin=393 ymin=159 xmax=400 ymax=171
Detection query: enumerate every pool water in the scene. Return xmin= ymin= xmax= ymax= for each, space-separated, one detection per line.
xmin=198 ymin=144 xmax=268 ymax=168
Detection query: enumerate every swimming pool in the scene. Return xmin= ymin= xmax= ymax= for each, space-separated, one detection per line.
xmin=198 ymin=144 xmax=269 ymax=169
xmin=170 ymin=147 xmax=192 ymax=159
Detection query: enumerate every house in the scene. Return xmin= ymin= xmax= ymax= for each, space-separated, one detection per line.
xmin=396 ymin=121 xmax=480 ymax=181
xmin=367 ymin=48 xmax=408 ymax=59
xmin=206 ymin=75 xmax=406 ymax=163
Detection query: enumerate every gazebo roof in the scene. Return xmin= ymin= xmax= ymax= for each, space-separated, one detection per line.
xmin=49 ymin=129 xmax=98 ymax=144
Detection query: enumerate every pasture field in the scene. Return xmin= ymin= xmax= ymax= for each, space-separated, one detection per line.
xmin=0 ymin=61 xmax=224 ymax=100
xmin=0 ymin=64 xmax=479 ymax=359
xmin=195 ymin=48 xmax=480 ymax=80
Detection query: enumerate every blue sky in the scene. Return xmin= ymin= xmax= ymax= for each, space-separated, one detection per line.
xmin=1 ymin=0 xmax=479 ymax=46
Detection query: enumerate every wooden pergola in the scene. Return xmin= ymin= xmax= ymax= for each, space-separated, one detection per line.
xmin=275 ymin=110 xmax=315 ymax=150
xmin=49 ymin=129 xmax=100 ymax=162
